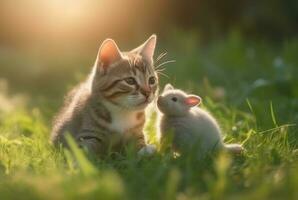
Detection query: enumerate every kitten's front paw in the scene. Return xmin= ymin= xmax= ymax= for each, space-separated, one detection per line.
xmin=138 ymin=144 xmax=157 ymax=157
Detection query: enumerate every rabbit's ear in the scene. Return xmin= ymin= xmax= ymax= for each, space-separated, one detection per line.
xmin=184 ymin=95 xmax=201 ymax=107
xmin=164 ymin=83 xmax=174 ymax=91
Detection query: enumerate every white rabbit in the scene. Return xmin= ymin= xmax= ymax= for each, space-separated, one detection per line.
xmin=157 ymin=84 xmax=243 ymax=157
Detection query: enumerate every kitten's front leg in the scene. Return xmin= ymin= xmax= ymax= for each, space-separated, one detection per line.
xmin=124 ymin=126 xmax=156 ymax=156
xmin=138 ymin=144 xmax=157 ymax=156
xmin=124 ymin=130 xmax=156 ymax=156
xmin=135 ymin=132 xmax=156 ymax=156
xmin=76 ymin=132 xmax=107 ymax=157
xmin=134 ymin=131 xmax=146 ymax=150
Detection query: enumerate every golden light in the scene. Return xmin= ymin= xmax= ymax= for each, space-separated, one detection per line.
xmin=0 ymin=0 xmax=165 ymax=47
xmin=43 ymin=0 xmax=89 ymax=26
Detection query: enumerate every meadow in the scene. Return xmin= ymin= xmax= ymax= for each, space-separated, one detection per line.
xmin=0 ymin=32 xmax=297 ymax=200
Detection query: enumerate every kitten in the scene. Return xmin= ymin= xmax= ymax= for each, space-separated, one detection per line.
xmin=157 ymin=84 xmax=243 ymax=157
xmin=51 ymin=35 xmax=159 ymax=157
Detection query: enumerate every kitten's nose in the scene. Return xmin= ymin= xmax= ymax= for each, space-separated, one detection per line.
xmin=140 ymin=87 xmax=151 ymax=98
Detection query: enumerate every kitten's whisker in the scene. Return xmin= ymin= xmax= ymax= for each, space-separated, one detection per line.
xmin=157 ymin=71 xmax=169 ymax=79
xmin=156 ymin=68 xmax=166 ymax=72
xmin=156 ymin=52 xmax=166 ymax=61
xmin=156 ymin=52 xmax=167 ymax=63
xmin=156 ymin=60 xmax=176 ymax=69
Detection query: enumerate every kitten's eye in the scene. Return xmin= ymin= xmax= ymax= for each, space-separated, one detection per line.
xmin=172 ymin=97 xmax=177 ymax=102
xmin=124 ymin=77 xmax=136 ymax=85
xmin=148 ymin=76 xmax=156 ymax=85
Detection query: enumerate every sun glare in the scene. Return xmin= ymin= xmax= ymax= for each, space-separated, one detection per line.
xmin=45 ymin=0 xmax=88 ymax=25
xmin=0 ymin=0 xmax=157 ymax=45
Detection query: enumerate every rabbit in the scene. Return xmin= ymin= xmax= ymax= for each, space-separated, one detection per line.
xmin=157 ymin=84 xmax=243 ymax=157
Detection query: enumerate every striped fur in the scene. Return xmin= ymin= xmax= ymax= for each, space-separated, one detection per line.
xmin=51 ymin=35 xmax=158 ymax=156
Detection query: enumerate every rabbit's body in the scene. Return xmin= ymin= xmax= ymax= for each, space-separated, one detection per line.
xmin=157 ymin=84 xmax=243 ymax=156
xmin=159 ymin=107 xmax=224 ymax=154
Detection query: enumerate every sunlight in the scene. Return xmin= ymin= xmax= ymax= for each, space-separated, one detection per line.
xmin=44 ymin=0 xmax=89 ymax=25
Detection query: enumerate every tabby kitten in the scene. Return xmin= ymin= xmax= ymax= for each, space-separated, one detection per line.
xmin=51 ymin=35 xmax=158 ymax=156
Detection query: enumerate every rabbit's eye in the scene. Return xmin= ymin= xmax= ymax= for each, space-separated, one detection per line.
xmin=172 ymin=97 xmax=177 ymax=102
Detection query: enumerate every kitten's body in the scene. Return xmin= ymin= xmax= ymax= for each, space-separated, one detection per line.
xmin=52 ymin=81 xmax=145 ymax=154
xmin=157 ymin=84 xmax=243 ymax=156
xmin=51 ymin=36 xmax=158 ymax=156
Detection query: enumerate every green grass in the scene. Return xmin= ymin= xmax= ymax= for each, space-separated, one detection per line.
xmin=0 ymin=32 xmax=298 ymax=199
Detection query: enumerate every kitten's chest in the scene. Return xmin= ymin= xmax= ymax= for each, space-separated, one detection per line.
xmin=109 ymin=111 xmax=141 ymax=134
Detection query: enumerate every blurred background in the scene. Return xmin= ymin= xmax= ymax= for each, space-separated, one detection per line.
xmin=0 ymin=0 xmax=298 ymax=132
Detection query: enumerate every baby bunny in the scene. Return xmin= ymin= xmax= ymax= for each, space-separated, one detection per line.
xmin=157 ymin=84 xmax=243 ymax=157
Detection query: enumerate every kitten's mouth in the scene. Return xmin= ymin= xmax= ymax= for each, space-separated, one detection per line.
xmin=136 ymin=97 xmax=153 ymax=108
xmin=137 ymin=99 xmax=149 ymax=106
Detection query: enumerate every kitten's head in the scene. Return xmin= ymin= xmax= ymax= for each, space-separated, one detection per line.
xmin=157 ymin=84 xmax=201 ymax=117
xmin=91 ymin=35 xmax=158 ymax=110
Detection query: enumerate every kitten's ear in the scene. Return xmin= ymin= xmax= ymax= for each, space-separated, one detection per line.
xmin=132 ymin=34 xmax=156 ymax=61
xmin=164 ymin=83 xmax=174 ymax=91
xmin=96 ymin=39 xmax=122 ymax=71
xmin=184 ymin=95 xmax=201 ymax=107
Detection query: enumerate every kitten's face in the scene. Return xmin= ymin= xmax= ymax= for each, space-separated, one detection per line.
xmin=92 ymin=35 xmax=158 ymax=110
